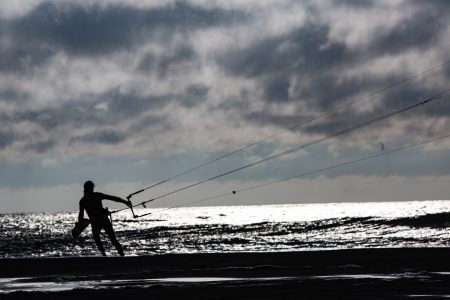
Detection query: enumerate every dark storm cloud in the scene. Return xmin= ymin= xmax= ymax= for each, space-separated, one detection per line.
xmin=216 ymin=1 xmax=449 ymax=137
xmin=0 ymin=128 xmax=55 ymax=155
xmin=242 ymin=82 xmax=448 ymax=139
xmin=5 ymin=1 xmax=244 ymax=57
xmin=300 ymin=109 xmax=385 ymax=136
xmin=0 ymin=131 xmax=15 ymax=149
xmin=263 ymin=75 xmax=290 ymax=103
xmin=381 ymin=85 xmax=437 ymax=110
xmin=26 ymin=139 xmax=56 ymax=154
xmin=0 ymin=82 xmax=225 ymax=154
xmin=105 ymin=91 xmax=172 ymax=119
xmin=128 ymin=114 xmax=170 ymax=133
xmin=369 ymin=8 xmax=445 ymax=56
xmin=294 ymin=73 xmax=372 ymax=110
xmin=411 ymin=0 xmax=450 ymax=12
xmin=0 ymin=87 xmax=31 ymax=103
xmin=445 ymin=62 xmax=450 ymax=79
xmin=0 ymin=89 xmax=176 ymax=154
xmin=138 ymin=45 xmax=197 ymax=78
xmin=221 ymin=23 xmax=348 ymax=79
xmin=243 ymin=112 xmax=314 ymax=130
xmin=332 ymin=0 xmax=374 ymax=8
xmin=0 ymin=0 xmax=448 ymax=157
xmin=70 ymin=129 xmax=126 ymax=145
xmin=10 ymin=106 xmax=90 ymax=131
xmin=7 ymin=90 xmax=172 ymax=130
xmin=218 ymin=22 xmax=355 ymax=109
xmin=221 ymin=10 xmax=446 ymax=106
xmin=0 ymin=46 xmax=55 ymax=75
xmin=243 ymin=107 xmax=360 ymax=137
xmin=180 ymin=84 xmax=209 ymax=108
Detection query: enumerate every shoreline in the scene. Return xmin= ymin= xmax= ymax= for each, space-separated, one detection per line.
xmin=3 ymin=248 xmax=450 ymax=299
xmin=3 ymin=248 xmax=450 ymax=277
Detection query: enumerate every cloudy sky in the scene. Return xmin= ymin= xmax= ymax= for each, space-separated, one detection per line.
xmin=1 ymin=0 xmax=450 ymax=213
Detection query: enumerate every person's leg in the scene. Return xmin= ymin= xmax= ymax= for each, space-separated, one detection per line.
xmin=91 ymin=225 xmax=106 ymax=256
xmin=103 ymin=221 xmax=124 ymax=256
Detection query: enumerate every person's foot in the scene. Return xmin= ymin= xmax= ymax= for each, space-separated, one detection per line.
xmin=116 ymin=244 xmax=125 ymax=256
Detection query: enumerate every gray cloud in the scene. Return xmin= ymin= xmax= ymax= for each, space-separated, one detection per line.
xmin=128 ymin=115 xmax=170 ymax=133
xmin=7 ymin=91 xmax=171 ymax=129
xmin=5 ymin=1 xmax=244 ymax=58
xmin=0 ymin=89 xmax=177 ymax=154
xmin=0 ymin=0 xmax=448 ymax=158
xmin=0 ymin=87 xmax=31 ymax=103
xmin=180 ymin=84 xmax=209 ymax=108
xmin=220 ymin=23 xmax=349 ymax=78
xmin=217 ymin=22 xmax=363 ymax=113
xmin=70 ymin=129 xmax=126 ymax=145
xmin=0 ymin=131 xmax=15 ymax=149
xmin=138 ymin=45 xmax=197 ymax=78
xmin=219 ymin=10 xmax=447 ymax=112
xmin=369 ymin=8 xmax=446 ymax=56
xmin=0 ymin=46 xmax=55 ymax=75
xmin=214 ymin=1 xmax=449 ymax=140
xmin=105 ymin=91 xmax=172 ymax=120
xmin=332 ymin=0 xmax=374 ymax=8
xmin=26 ymin=139 xmax=56 ymax=154
xmin=263 ymin=75 xmax=290 ymax=103
xmin=243 ymin=112 xmax=312 ymax=130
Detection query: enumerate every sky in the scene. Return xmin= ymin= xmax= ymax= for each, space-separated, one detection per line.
xmin=1 ymin=0 xmax=450 ymax=213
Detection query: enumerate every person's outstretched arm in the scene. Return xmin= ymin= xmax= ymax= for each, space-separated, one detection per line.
xmin=101 ymin=193 xmax=131 ymax=207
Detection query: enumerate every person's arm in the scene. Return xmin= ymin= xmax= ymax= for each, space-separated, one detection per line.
xmin=101 ymin=193 xmax=131 ymax=207
xmin=78 ymin=200 xmax=85 ymax=222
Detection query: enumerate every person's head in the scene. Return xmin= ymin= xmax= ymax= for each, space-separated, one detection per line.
xmin=83 ymin=180 xmax=95 ymax=195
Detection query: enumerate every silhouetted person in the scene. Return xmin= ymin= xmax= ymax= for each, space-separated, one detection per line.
xmin=78 ymin=180 xmax=131 ymax=256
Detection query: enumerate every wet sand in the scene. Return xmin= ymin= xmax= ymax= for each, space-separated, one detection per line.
xmin=2 ymin=248 xmax=450 ymax=299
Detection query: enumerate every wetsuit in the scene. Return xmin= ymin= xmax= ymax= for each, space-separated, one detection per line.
xmin=79 ymin=192 xmax=124 ymax=256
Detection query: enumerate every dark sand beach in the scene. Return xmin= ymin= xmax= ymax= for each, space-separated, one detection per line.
xmin=2 ymin=248 xmax=450 ymax=299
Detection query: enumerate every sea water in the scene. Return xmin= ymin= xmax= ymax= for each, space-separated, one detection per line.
xmin=1 ymin=200 xmax=450 ymax=258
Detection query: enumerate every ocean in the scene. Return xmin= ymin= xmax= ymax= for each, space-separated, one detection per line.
xmin=2 ymin=200 xmax=450 ymax=258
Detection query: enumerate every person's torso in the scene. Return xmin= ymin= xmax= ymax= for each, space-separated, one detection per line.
xmin=80 ymin=192 xmax=108 ymax=222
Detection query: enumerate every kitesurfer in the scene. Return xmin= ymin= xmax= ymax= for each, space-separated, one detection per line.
xmin=78 ymin=180 xmax=131 ymax=256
